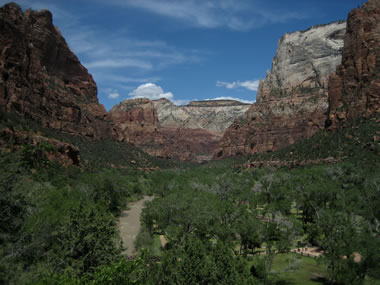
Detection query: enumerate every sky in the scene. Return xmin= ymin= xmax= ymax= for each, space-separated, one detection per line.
xmin=4 ymin=0 xmax=366 ymax=110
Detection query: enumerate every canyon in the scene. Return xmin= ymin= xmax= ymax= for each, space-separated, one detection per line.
xmin=1 ymin=1 xmax=379 ymax=164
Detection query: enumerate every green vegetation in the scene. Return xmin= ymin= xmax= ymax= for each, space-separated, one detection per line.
xmin=262 ymin=253 xmax=327 ymax=284
xmin=0 ymin=147 xmax=149 ymax=283
xmin=135 ymin=160 xmax=379 ymax=284
xmin=1 ymin=109 xmax=379 ymax=284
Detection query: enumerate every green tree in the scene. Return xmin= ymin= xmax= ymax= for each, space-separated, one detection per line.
xmin=51 ymin=202 xmax=122 ymax=276
xmin=316 ymin=210 xmax=360 ymax=284
xmin=148 ymin=236 xmax=254 ymax=284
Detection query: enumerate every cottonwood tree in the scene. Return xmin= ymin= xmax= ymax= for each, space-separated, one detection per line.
xmin=147 ymin=236 xmax=255 ymax=285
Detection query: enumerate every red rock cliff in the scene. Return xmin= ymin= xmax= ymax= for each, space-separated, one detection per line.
xmin=108 ymin=98 xmax=160 ymax=144
xmin=327 ymin=0 xmax=380 ymax=127
xmin=0 ymin=3 xmax=116 ymax=139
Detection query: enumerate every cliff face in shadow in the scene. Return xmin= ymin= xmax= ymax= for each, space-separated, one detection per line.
xmin=0 ymin=3 xmax=117 ymax=139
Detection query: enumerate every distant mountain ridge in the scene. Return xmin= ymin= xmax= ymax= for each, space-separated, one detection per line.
xmin=109 ymin=97 xmax=249 ymax=162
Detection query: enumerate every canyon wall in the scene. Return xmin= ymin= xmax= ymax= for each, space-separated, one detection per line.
xmin=216 ymin=21 xmax=346 ymax=158
xmin=327 ymin=0 xmax=380 ymax=127
xmin=0 ymin=3 xmax=116 ymax=139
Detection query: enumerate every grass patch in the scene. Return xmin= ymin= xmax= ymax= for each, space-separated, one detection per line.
xmin=270 ymin=253 xmax=327 ymax=285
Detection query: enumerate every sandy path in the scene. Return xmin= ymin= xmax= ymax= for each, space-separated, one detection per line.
xmin=118 ymin=196 xmax=153 ymax=256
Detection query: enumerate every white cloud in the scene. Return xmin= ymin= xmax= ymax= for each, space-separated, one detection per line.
xmin=108 ymin=92 xmax=120 ymax=99
xmin=103 ymin=0 xmax=307 ymax=31
xmin=129 ymin=83 xmax=174 ymax=101
xmin=205 ymin=96 xmax=255 ymax=104
xmin=62 ymin=26 xmax=202 ymax=73
xmin=216 ymin=80 xmax=260 ymax=91
xmin=84 ymin=58 xmax=153 ymax=70
xmin=92 ymin=73 xmax=160 ymax=84
xmin=103 ymin=88 xmax=121 ymax=99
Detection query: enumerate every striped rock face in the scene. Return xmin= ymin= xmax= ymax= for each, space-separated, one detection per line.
xmin=216 ymin=21 xmax=346 ymax=158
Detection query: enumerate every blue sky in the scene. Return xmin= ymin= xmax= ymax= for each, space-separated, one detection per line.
xmin=6 ymin=0 xmax=366 ymax=110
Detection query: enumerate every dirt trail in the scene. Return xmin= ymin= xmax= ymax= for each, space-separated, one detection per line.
xmin=118 ymin=196 xmax=153 ymax=256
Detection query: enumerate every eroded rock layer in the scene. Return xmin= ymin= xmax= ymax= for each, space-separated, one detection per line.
xmin=216 ymin=21 xmax=346 ymax=158
xmin=109 ymin=98 xmax=227 ymax=162
xmin=0 ymin=3 xmax=116 ymax=139
xmin=153 ymin=98 xmax=250 ymax=133
xmin=327 ymin=0 xmax=380 ymax=127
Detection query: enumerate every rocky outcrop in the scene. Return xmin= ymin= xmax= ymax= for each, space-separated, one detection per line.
xmin=216 ymin=21 xmax=346 ymax=158
xmin=327 ymin=0 xmax=380 ymax=127
xmin=0 ymin=3 xmax=116 ymax=139
xmin=153 ymin=98 xmax=250 ymax=133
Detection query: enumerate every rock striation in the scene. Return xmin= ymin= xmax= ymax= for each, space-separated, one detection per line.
xmin=153 ymin=98 xmax=250 ymax=133
xmin=109 ymin=98 xmax=230 ymax=162
xmin=327 ymin=0 xmax=380 ymax=127
xmin=0 ymin=3 xmax=116 ymax=139
xmin=216 ymin=21 xmax=346 ymax=158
